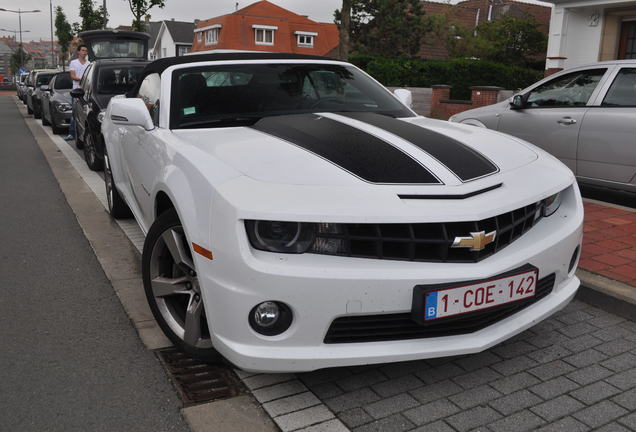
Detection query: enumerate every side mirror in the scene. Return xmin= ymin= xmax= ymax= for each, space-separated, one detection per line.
xmin=70 ymin=88 xmax=85 ymax=98
xmin=510 ymin=94 xmax=526 ymax=110
xmin=109 ymin=98 xmax=154 ymax=131
xmin=393 ymin=88 xmax=413 ymax=108
xmin=40 ymin=85 xmax=50 ymax=92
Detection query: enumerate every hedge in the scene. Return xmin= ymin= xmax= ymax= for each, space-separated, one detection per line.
xmin=349 ymin=55 xmax=543 ymax=100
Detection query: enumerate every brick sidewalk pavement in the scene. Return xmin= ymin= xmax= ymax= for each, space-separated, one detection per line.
xmin=580 ymin=201 xmax=636 ymax=286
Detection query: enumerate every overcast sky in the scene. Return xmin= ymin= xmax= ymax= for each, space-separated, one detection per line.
xmin=0 ymin=0 xmax=551 ymax=43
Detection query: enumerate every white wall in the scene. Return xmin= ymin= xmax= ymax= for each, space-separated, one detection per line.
xmin=563 ymin=7 xmax=604 ymax=68
xmin=158 ymin=26 xmax=176 ymax=59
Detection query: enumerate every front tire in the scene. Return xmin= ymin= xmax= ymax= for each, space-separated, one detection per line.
xmin=142 ymin=208 xmax=220 ymax=361
xmin=41 ymin=107 xmax=50 ymax=126
xmin=104 ymin=148 xmax=132 ymax=219
xmin=33 ymin=101 xmax=41 ymax=119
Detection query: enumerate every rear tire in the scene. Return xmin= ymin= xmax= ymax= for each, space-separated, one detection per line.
xmin=41 ymin=107 xmax=50 ymax=126
xmin=27 ymin=105 xmax=33 ymax=114
xmin=104 ymin=148 xmax=132 ymax=219
xmin=142 ymin=208 xmax=221 ymax=362
xmin=84 ymin=131 xmax=103 ymax=171
xmin=33 ymin=102 xmax=41 ymax=119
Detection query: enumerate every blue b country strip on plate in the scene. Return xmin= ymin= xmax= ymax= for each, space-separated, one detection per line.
xmin=425 ymin=291 xmax=438 ymax=319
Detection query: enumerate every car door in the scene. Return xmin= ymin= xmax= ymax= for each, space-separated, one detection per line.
xmin=121 ymin=72 xmax=162 ymax=225
xmin=497 ymin=68 xmax=609 ymax=173
xmin=577 ymin=66 xmax=636 ymax=187
xmin=75 ymin=64 xmax=94 ymax=140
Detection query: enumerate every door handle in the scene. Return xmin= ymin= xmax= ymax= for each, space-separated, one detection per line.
xmin=557 ymin=117 xmax=577 ymax=125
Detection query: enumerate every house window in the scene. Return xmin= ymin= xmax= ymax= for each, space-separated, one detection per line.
xmin=253 ymin=25 xmax=277 ymax=45
xmin=205 ymin=28 xmax=219 ymax=45
xmin=177 ymin=46 xmax=191 ymax=56
xmin=295 ymin=31 xmax=317 ymax=48
xmin=197 ymin=32 xmax=202 ymax=43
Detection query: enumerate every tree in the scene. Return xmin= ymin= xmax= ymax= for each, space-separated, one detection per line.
xmin=451 ymin=15 xmax=547 ymax=67
xmin=55 ymin=6 xmax=74 ymax=71
xmin=77 ymin=0 xmax=108 ymax=32
xmin=125 ymin=0 xmax=166 ymax=32
xmin=350 ymin=0 xmax=430 ymax=57
xmin=10 ymin=49 xmax=31 ymax=75
xmin=335 ymin=0 xmax=352 ymax=61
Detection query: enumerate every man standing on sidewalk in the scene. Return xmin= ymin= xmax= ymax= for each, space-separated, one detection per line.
xmin=65 ymin=45 xmax=90 ymax=142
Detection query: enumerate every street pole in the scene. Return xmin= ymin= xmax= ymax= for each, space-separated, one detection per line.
xmin=103 ymin=0 xmax=108 ymax=29
xmin=50 ymin=1 xmax=55 ymax=68
xmin=0 ymin=8 xmax=41 ymax=73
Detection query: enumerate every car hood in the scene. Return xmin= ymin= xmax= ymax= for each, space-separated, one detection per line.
xmin=53 ymin=90 xmax=72 ymax=104
xmin=172 ymin=112 xmax=539 ymax=189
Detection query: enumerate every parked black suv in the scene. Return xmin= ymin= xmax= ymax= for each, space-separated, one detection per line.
xmin=71 ymin=30 xmax=149 ymax=171
xmin=41 ymin=72 xmax=74 ymax=134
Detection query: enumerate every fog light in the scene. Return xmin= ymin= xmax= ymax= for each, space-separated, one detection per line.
xmin=249 ymin=301 xmax=293 ymax=336
xmin=568 ymin=246 xmax=580 ymax=273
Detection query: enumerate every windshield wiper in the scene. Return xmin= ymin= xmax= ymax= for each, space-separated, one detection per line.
xmin=178 ymin=116 xmax=262 ymax=129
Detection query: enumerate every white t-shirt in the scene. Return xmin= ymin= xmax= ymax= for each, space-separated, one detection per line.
xmin=69 ymin=58 xmax=91 ymax=89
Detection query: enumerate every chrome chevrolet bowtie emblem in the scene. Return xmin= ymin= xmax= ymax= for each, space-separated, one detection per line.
xmin=451 ymin=230 xmax=497 ymax=251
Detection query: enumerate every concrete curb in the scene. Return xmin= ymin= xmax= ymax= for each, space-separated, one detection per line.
xmin=576 ymin=269 xmax=636 ymax=322
xmin=15 ymin=97 xmax=346 ymax=432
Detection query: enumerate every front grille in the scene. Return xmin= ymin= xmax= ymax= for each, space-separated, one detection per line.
xmin=324 ymin=273 xmax=556 ymax=344
xmin=312 ymin=202 xmax=541 ymax=263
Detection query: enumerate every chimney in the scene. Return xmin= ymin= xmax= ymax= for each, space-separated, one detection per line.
xmin=144 ymin=15 xmax=151 ymax=24
xmin=171 ymin=18 xmax=175 ymax=21
xmin=194 ymin=19 xmax=200 ymax=25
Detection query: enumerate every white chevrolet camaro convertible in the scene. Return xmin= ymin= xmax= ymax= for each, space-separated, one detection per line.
xmin=102 ymin=53 xmax=583 ymax=373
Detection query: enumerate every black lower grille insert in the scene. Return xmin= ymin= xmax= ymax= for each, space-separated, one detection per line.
xmin=324 ymin=273 xmax=556 ymax=344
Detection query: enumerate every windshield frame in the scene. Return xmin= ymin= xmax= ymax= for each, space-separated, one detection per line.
xmin=167 ymin=60 xmax=415 ymax=130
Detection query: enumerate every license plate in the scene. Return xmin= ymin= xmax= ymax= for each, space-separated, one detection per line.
xmin=422 ymin=268 xmax=538 ymax=321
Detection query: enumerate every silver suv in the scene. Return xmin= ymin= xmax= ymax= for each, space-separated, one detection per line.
xmin=450 ymin=60 xmax=636 ymax=192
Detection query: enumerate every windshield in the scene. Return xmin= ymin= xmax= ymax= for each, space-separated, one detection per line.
xmin=92 ymin=39 xmax=145 ymax=59
xmin=36 ymin=74 xmax=54 ymax=86
xmin=170 ymin=63 xmax=414 ymax=129
xmin=97 ymin=65 xmax=145 ymax=95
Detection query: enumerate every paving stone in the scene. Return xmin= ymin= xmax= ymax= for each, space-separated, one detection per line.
xmin=300 ymin=368 xmax=352 ymax=386
xmin=491 ymin=341 xmax=537 ymax=359
xmin=569 ymin=381 xmax=621 ymax=405
xmin=566 ymin=364 xmax=614 ymax=386
xmin=528 ymin=345 xmax=572 ymax=364
xmin=371 ymin=374 xmax=423 ymax=398
xmin=595 ymin=339 xmax=636 ymax=356
xmin=380 ymin=360 xmax=428 ymax=379
xmin=534 ymin=416 xmax=590 ymax=432
xmin=562 ymin=348 xmax=609 ymax=368
xmin=446 ymin=406 xmax=502 ymax=432
xmin=525 ymin=331 xmax=570 ymax=349
xmin=529 ymin=376 xmax=580 ymax=399
xmin=454 ymin=352 xmax=502 ymax=372
xmin=558 ymin=322 xmax=598 ymax=338
xmin=572 ymin=400 xmax=628 ymax=428
xmin=410 ymin=420 xmax=455 ymax=432
xmin=530 ymin=395 xmax=585 ymax=422
xmin=324 ymin=388 xmax=381 ymax=413
xmin=415 ymin=363 xmax=465 ymax=384
xmin=352 ymin=413 xmax=414 ymax=432
xmin=309 ymin=382 xmax=343 ymax=399
xmin=490 ymin=356 xmax=538 ymax=376
xmin=528 ymin=360 xmax=576 ymax=381
xmin=554 ymin=310 xmax=594 ymax=325
xmin=593 ymin=326 xmax=634 ymax=342
xmin=274 ymin=405 xmax=334 ymax=432
xmin=588 ymin=314 xmax=625 ymax=328
xmin=242 ymin=373 xmax=296 ymax=391
xmin=364 ymin=393 xmax=419 ymax=420
xmin=612 ymin=388 xmax=636 ymax=410
xmin=606 ymin=368 xmax=636 ymax=391
xmin=263 ymin=392 xmax=321 ymax=418
xmin=618 ymin=412 xmax=636 ymax=430
xmin=490 ymin=372 xmax=541 ymax=395
xmin=297 ymin=419 xmax=348 ymax=432
xmin=252 ymin=380 xmax=308 ymax=403
xmin=488 ymin=389 xmax=542 ymax=416
xmin=561 ymin=334 xmax=603 ymax=353
xmin=403 ymin=399 xmax=460 ymax=426
xmin=337 ymin=369 xmax=388 ymax=392
xmin=595 ymin=422 xmax=631 ymax=432
xmin=339 ymin=408 xmax=373 ymax=429
xmin=409 ymin=380 xmax=464 ymax=404
xmin=448 ymin=384 xmax=502 ymax=409
xmin=452 ymin=367 xmax=502 ymax=389
xmin=601 ymin=352 xmax=636 ymax=373
xmin=488 ymin=409 xmax=545 ymax=432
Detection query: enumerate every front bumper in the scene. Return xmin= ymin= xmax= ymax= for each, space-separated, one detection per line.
xmin=52 ymin=110 xmax=72 ymax=127
xmin=198 ymin=185 xmax=583 ymax=373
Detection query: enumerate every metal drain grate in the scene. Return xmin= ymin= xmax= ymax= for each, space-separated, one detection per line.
xmin=156 ymin=348 xmax=242 ymax=405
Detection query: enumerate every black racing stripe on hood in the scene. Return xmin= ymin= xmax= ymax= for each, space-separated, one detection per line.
xmin=250 ymin=114 xmax=441 ymax=184
xmin=339 ymin=112 xmax=498 ymax=182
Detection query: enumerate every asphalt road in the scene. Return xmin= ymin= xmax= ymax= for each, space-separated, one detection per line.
xmin=0 ymin=96 xmax=189 ymax=431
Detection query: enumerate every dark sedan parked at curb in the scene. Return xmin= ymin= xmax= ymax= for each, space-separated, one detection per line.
xmin=71 ymin=59 xmax=147 ymax=171
xmin=41 ymin=72 xmax=74 ymax=134
xmin=27 ymin=71 xmax=57 ymax=118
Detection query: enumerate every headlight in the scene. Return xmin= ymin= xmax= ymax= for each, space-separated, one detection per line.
xmin=543 ymin=192 xmax=562 ymax=217
xmin=245 ymin=221 xmax=348 ymax=254
xmin=55 ymin=102 xmax=72 ymax=112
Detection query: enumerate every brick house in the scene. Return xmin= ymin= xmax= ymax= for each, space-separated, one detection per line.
xmin=419 ymin=0 xmax=551 ymax=60
xmin=191 ymin=0 xmax=339 ymax=57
